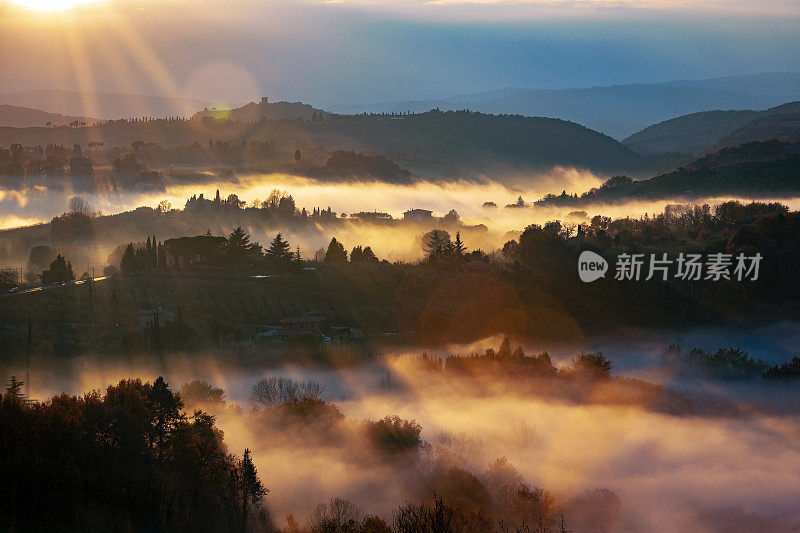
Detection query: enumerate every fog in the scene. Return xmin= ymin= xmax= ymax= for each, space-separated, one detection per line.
xmin=5 ymin=171 xmax=800 ymax=268
xmin=7 ymin=325 xmax=800 ymax=531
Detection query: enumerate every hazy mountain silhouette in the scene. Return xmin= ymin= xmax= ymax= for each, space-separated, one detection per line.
xmin=0 ymin=89 xmax=214 ymax=120
xmin=0 ymin=104 xmax=97 ymax=128
xmin=330 ymin=73 xmax=800 ymax=140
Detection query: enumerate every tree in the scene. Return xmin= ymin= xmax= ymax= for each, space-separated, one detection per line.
xmin=234 ymin=448 xmax=268 ymax=527
xmin=26 ymin=245 xmax=57 ymax=282
xmin=120 ymin=243 xmax=137 ymax=273
xmin=250 ymin=377 xmax=326 ymax=408
xmin=571 ymin=352 xmax=613 ymax=378
xmin=443 ymin=209 xmax=460 ymax=225
xmin=497 ymin=337 xmax=512 ymax=359
xmin=148 ymin=376 xmax=184 ymax=457
xmin=325 ymin=238 xmax=348 ymax=263
xmin=158 ymin=200 xmax=172 ymax=214
xmin=40 ymin=255 xmax=75 ymax=285
xmin=422 ymin=229 xmax=453 ymax=263
xmin=277 ymin=195 xmax=296 ymax=217
xmin=67 ymin=196 xmax=92 ymax=215
xmin=266 ymin=233 xmax=293 ymax=265
xmin=263 ymin=189 xmax=283 ymax=210
xmin=0 ymin=376 xmax=258 ymax=530
xmin=51 ymin=211 xmax=94 ymax=243
xmin=364 ymin=415 xmax=422 ymax=455
xmin=227 ymin=227 xmax=260 ymax=264
xmin=0 ymin=269 xmax=17 ymax=291
xmin=454 ymin=232 xmax=466 ymax=259
xmin=178 ymin=380 xmax=225 ymax=407
xmin=225 ymin=193 xmax=245 ymax=209
xmin=3 ymin=376 xmax=26 ymax=405
xmin=350 ymin=245 xmax=378 ymax=263
xmin=308 ymin=498 xmax=362 ymax=532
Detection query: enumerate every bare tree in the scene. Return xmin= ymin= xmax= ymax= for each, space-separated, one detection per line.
xmin=67 ymin=196 xmax=92 ymax=215
xmin=307 ymin=497 xmax=362 ymax=532
xmin=250 ymin=377 xmax=326 ymax=407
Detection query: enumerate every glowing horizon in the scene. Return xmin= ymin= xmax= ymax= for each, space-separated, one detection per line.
xmin=9 ymin=0 xmax=103 ymax=11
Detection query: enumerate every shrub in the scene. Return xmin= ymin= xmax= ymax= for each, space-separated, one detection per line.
xmin=365 ymin=415 xmax=422 ymax=455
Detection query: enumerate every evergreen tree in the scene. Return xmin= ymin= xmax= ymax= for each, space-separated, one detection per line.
xmin=266 ymin=233 xmax=293 ymax=265
xmin=121 ymin=243 xmax=136 ymax=273
xmin=497 ymin=337 xmax=512 ymax=359
xmin=150 ymin=235 xmax=158 ymax=269
xmin=454 ymin=231 xmax=466 ymax=259
xmin=41 ymin=255 xmax=75 ymax=284
xmin=351 ymin=245 xmax=378 ymax=263
xmin=157 ymin=242 xmax=167 ymax=270
xmin=227 ymin=227 xmax=259 ymax=264
xmin=234 ymin=448 xmax=268 ymax=527
xmin=148 ymin=376 xmax=183 ymax=458
xmin=423 ymin=229 xmax=453 ymax=263
xmin=325 ymin=238 xmax=348 ymax=263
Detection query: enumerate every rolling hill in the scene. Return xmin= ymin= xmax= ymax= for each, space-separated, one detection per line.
xmin=0 ymin=89 xmax=213 ymax=120
xmin=0 ymin=109 xmax=648 ymax=179
xmin=192 ymin=100 xmax=327 ymax=122
xmin=0 ymin=104 xmax=97 ymax=128
xmin=535 ymin=140 xmax=800 ymax=206
xmin=623 ymin=102 xmax=800 ymax=156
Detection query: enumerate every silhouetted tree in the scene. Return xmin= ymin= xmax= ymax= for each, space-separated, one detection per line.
xmin=40 ymin=255 xmax=75 ymax=285
xmin=325 ymin=238 xmax=348 ymax=263
xmin=266 ymin=233 xmax=293 ymax=266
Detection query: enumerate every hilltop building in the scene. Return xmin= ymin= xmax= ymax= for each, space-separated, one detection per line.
xmin=403 ymin=208 xmax=433 ymax=222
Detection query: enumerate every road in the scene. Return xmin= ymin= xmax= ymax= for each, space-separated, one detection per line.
xmin=1 ymin=276 xmax=109 ymax=298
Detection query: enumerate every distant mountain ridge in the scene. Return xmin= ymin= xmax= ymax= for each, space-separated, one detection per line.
xmin=0 ymin=89 xmax=214 ymax=120
xmin=329 ymin=73 xmax=800 ymax=140
xmin=0 ymin=104 xmax=97 ymax=128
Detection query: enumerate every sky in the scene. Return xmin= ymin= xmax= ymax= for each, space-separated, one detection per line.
xmin=0 ymin=0 xmax=799 ymax=107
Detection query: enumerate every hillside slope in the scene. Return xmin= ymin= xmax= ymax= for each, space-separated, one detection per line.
xmin=715 ymin=109 xmax=800 ymax=148
xmin=0 ymin=109 xmax=645 ymax=178
xmin=0 ymin=104 xmax=97 ymax=128
xmin=0 ymin=89 xmax=211 ymax=120
xmin=623 ymin=101 xmax=800 ymax=156
xmin=535 ymin=141 xmax=800 ymax=206
xmin=192 ymin=100 xmax=327 ymax=122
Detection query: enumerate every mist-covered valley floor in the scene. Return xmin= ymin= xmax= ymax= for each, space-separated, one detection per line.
xmin=6 ymin=326 xmax=800 ymax=532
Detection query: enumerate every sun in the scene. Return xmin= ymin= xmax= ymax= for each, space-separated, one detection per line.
xmin=10 ymin=0 xmax=102 ymax=11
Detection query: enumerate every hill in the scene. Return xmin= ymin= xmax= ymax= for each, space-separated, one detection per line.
xmin=535 ymin=141 xmax=800 ymax=206
xmin=192 ymin=99 xmax=327 ymax=122
xmin=0 ymin=109 xmax=647 ymax=179
xmin=622 ymin=101 xmax=800 ymax=156
xmin=714 ymin=108 xmax=800 ymax=148
xmin=319 ymin=110 xmax=643 ymax=175
xmin=0 ymin=104 xmax=97 ymax=128
xmin=0 ymin=89 xmax=212 ymax=120
xmin=330 ymin=73 xmax=800 ymax=140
